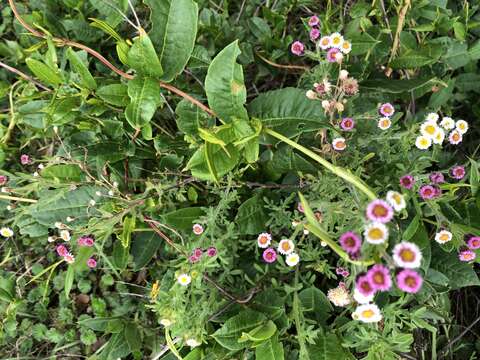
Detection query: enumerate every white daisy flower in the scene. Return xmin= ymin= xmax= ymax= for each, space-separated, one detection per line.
xmin=60 ymin=230 xmax=71 ymax=242
xmin=340 ymin=40 xmax=352 ymax=54
xmin=353 ymin=288 xmax=374 ymax=304
xmin=285 ymin=252 xmax=300 ymax=267
xmin=432 ymin=128 xmax=445 ymax=144
xmin=320 ymin=241 xmax=328 ymax=247
xmin=364 ymin=222 xmax=389 ymax=244
xmin=352 ymin=303 xmax=382 ymax=323
xmin=440 ymin=117 xmax=455 ymax=130
xmin=448 ymin=129 xmax=463 ymax=145
xmin=330 ymin=32 xmax=344 ymax=48
xmin=177 ymin=273 xmax=191 ymax=286
xmin=386 ymin=191 xmax=406 ymax=212
xmin=332 ymin=137 xmax=347 ymax=151
xmin=420 ymin=121 xmax=439 ymax=139
xmin=415 ymin=135 xmax=432 ymax=150
xmin=0 ymin=227 xmax=14 ymax=238
xmin=435 ymin=230 xmax=452 ymax=244
xmin=425 ymin=113 xmax=439 ymax=123
xmin=392 ymin=242 xmax=422 ymax=269
xmin=378 ymin=117 xmax=392 ymax=130
xmin=455 ymin=120 xmax=469 ymax=134
xmin=278 ymin=239 xmax=295 ymax=255
xmin=318 ymin=36 xmax=332 ymax=50
xmin=257 ymin=233 xmax=272 ymax=248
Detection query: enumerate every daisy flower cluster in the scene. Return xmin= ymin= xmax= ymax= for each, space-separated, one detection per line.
xmin=436 ymin=231 xmax=479 ymax=263
xmin=188 ymin=246 xmax=217 ymax=263
xmin=377 ymin=103 xmax=395 ymax=130
xmin=55 ymin=234 xmax=97 ymax=268
xmin=257 ymin=232 xmax=300 ymax=267
xmin=415 ymin=112 xmax=469 ymax=150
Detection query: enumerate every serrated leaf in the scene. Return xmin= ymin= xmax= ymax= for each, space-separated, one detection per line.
xmin=127 ymin=31 xmax=163 ymax=78
xmin=205 ymin=41 xmax=248 ymax=122
xmin=125 ymin=77 xmax=162 ymax=129
xmin=144 ymin=0 xmax=198 ymax=82
xmin=67 ymin=48 xmax=97 ymax=90
xmin=26 ymin=58 xmax=63 ymax=86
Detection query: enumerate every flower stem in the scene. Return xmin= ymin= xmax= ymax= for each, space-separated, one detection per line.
xmin=264 ymin=128 xmax=376 ymax=200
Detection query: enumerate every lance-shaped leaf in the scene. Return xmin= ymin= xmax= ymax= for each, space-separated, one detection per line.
xmin=144 ymin=0 xmax=198 ymax=82
xmin=125 ymin=77 xmax=162 ymax=129
xmin=67 ymin=48 xmax=97 ymax=90
xmin=25 ymin=58 xmax=63 ymax=86
xmin=205 ymin=41 xmax=248 ymax=122
xmin=127 ymin=30 xmax=163 ymax=78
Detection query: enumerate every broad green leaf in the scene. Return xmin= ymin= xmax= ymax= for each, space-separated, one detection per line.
xmin=120 ymin=215 xmax=136 ymax=248
xmin=124 ymin=323 xmax=141 ymax=352
xmin=131 ymin=232 xmax=163 ymax=270
xmin=212 ymin=310 xmax=267 ymax=351
xmin=255 ymin=336 xmax=284 ymax=360
xmin=78 ymin=316 xmax=122 ymax=331
xmin=360 ymin=78 xmax=438 ymax=94
xmin=65 ymin=266 xmax=75 ymax=297
xmin=298 ymin=287 xmax=333 ymax=326
xmin=175 ymin=98 xmax=215 ymax=137
xmin=455 ymin=73 xmax=480 ymax=93
xmin=127 ymin=31 xmax=163 ymax=78
xmin=161 ymin=207 xmax=205 ymax=231
xmin=306 ymin=333 xmax=354 ymax=360
xmin=205 ymin=41 xmax=248 ymax=122
xmin=40 ymin=164 xmax=83 ymax=182
xmin=47 ymin=97 xmax=80 ymax=125
xmin=239 ymin=320 xmax=276 ymax=343
xmin=100 ymin=332 xmax=131 ymax=360
xmin=89 ymin=0 xmax=127 ymax=27
xmin=187 ymin=143 xmax=240 ymax=181
xmin=235 ymin=195 xmax=269 ymax=235
xmin=125 ymin=77 xmax=162 ymax=129
xmin=429 ymin=78 xmax=455 ymax=109
xmin=97 ymin=84 xmax=129 ymax=106
xmin=430 ymin=245 xmax=480 ymax=290
xmin=349 ymin=32 xmax=380 ymax=55
xmin=144 ymin=0 xmax=198 ymax=82
xmin=0 ymin=288 xmax=14 ymax=302
xmin=248 ymin=88 xmax=327 ymax=139
xmin=442 ymin=41 xmax=470 ymax=69
xmin=112 ymin=239 xmax=129 ymax=270
xmin=66 ymin=48 xmax=97 ymax=90
xmin=390 ymin=46 xmax=442 ymax=69
xmin=25 ymin=58 xmax=63 ymax=86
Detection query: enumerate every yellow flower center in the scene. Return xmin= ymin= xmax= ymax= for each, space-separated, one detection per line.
xmin=332 ymin=37 xmax=341 ymax=45
xmin=393 ymin=193 xmax=402 ymax=204
xmin=259 ymin=235 xmax=268 ymax=244
xmin=439 ymin=233 xmax=449 ymax=241
xmin=419 ymin=138 xmax=429 ymax=146
xmin=452 ymin=132 xmax=460 ymax=141
xmin=362 ymin=309 xmax=375 ymax=318
xmin=281 ymin=242 xmax=291 ymax=251
xmin=368 ymin=228 xmax=384 ymax=240
xmin=425 ymin=125 xmax=436 ymax=135
xmin=400 ymin=249 xmax=415 ymax=262
xmin=372 ymin=204 xmax=388 ymax=217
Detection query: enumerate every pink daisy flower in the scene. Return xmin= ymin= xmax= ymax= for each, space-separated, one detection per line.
xmin=396 ymin=269 xmax=423 ymax=293
xmin=326 ymin=48 xmax=340 ymax=62
xmin=56 ymin=245 xmax=69 ymax=257
xmin=308 ymin=15 xmax=320 ymax=27
xmin=379 ymin=103 xmax=395 ymax=117
xmin=193 ymin=248 xmax=203 ymax=258
xmin=340 ymin=117 xmax=355 ymax=131
xmin=448 ymin=129 xmax=462 ymax=145
xmin=78 ymin=235 xmax=94 ymax=247
xmin=257 ymin=232 xmax=272 ymax=248
xmin=366 ymin=199 xmax=394 ymax=223
xmin=309 ymin=28 xmax=320 ymax=41
xmin=339 ymin=231 xmax=362 ymax=254
xmin=291 ymin=41 xmax=305 ymax=56
xmin=399 ymin=175 xmax=415 ymax=190
xmin=206 ymin=247 xmax=218 ymax=257
xmin=419 ymin=185 xmax=436 ymax=200
xmin=392 ymin=242 xmax=422 ymax=268
xmin=262 ymin=248 xmax=277 ymax=263
xmin=0 ymin=175 xmax=8 ymax=186
xmin=459 ymin=249 xmax=476 ymax=262
xmin=429 ymin=172 xmax=445 ymax=184
xmin=87 ymin=258 xmax=97 ymax=268
xmin=467 ymin=236 xmax=480 ymax=250
xmin=356 ymin=275 xmax=375 ymax=297
xmin=189 ymin=255 xmax=200 ymax=263
xmin=367 ymin=264 xmax=392 ymax=292
xmin=64 ymin=252 xmax=75 ymax=264
xmin=450 ymin=165 xmax=466 ymax=180
xmin=20 ymin=154 xmax=31 ymax=165
xmin=192 ymin=224 xmax=204 ymax=235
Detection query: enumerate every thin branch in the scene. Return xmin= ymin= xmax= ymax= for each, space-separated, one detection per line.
xmin=127 ymin=0 xmax=141 ymax=29
xmin=256 ymin=52 xmax=310 ymax=71
xmin=0 ymin=60 xmax=51 ymax=91
xmin=143 ymin=216 xmax=187 ymax=256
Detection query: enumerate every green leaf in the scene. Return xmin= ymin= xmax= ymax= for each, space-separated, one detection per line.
xmin=298 ymin=287 xmax=333 ymax=326
xmin=360 ymin=78 xmax=438 ymax=94
xmin=349 ymin=32 xmax=380 ymax=55
xmin=25 ymin=58 xmax=63 ymax=86
xmin=161 ymin=207 xmax=205 ymax=231
xmin=97 ymin=84 xmax=129 ymax=106
xmin=235 ymin=195 xmax=268 ymax=235
xmin=306 ymin=333 xmax=354 ymax=360
xmin=131 ymin=232 xmax=163 ymax=270
xmin=205 ymin=41 xmax=248 ymax=122
xmin=212 ymin=310 xmax=267 ymax=351
xmin=124 ymin=323 xmax=142 ymax=352
xmin=144 ymin=0 xmax=198 ymax=82
xmin=112 ymin=239 xmax=129 ymax=270
xmin=390 ymin=46 xmax=442 ymax=69
xmin=175 ymin=99 xmax=215 ymax=137
xmin=78 ymin=316 xmax=122 ymax=331
xmin=429 ymin=78 xmax=455 ymax=109
xmin=430 ymin=245 xmax=480 ymax=290
xmin=0 ymin=288 xmax=14 ymax=302
xmin=120 ymin=215 xmax=136 ymax=248
xmin=47 ymin=97 xmax=80 ymax=125
xmin=255 ymin=336 xmax=284 ymax=360
xmin=469 ymin=158 xmax=479 ymax=196
xmin=66 ymin=48 xmax=97 ymax=90
xmin=248 ymin=88 xmax=327 ymax=139
xmin=408 ymin=220 xmax=431 ymax=271
xmin=65 ymin=265 xmax=75 ymax=298
xmin=442 ymin=41 xmax=470 ymax=69
xmin=40 ymin=164 xmax=83 ymax=182
xmin=403 ymin=215 xmax=420 ymax=241
xmin=239 ymin=320 xmax=276 ymax=343
xmin=187 ymin=143 xmax=240 ymax=181
xmin=125 ymin=77 xmax=162 ymax=129
xmin=127 ymin=31 xmax=163 ymax=78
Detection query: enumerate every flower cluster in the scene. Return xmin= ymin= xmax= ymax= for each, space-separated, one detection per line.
xmin=54 ymin=232 xmax=97 ymax=268
xmin=188 ymin=246 xmax=217 ymax=263
xmin=377 ymin=103 xmax=395 ymax=130
xmin=458 ymin=234 xmax=480 ymax=262
xmin=257 ymin=232 xmax=300 ymax=267
xmin=415 ymin=112 xmax=469 ymax=150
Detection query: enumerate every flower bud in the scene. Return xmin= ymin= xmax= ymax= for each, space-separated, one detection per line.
xmin=339 ymin=69 xmax=349 ymax=80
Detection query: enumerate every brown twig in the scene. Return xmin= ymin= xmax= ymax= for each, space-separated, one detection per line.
xmin=143 ymin=216 xmax=187 ymax=256
xmin=0 ymin=60 xmax=51 ymax=91
xmin=8 ymin=0 xmax=215 ymax=117
xmin=203 ymin=274 xmax=259 ymax=304
xmin=256 ymin=52 xmax=310 ymax=72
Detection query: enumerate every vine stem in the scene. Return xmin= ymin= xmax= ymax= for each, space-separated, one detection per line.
xmin=0 ymin=194 xmax=38 ymax=203
xmin=264 ymin=128 xmax=377 ymax=200
xmin=7 ymin=0 xmax=216 ymax=117
xmin=0 ymin=61 xmax=51 ymax=91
